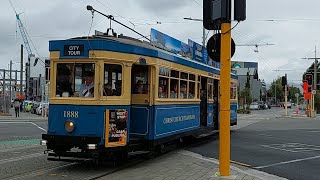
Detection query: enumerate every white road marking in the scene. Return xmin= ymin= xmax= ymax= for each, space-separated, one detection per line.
xmin=0 ymin=153 xmax=44 ymax=165
xmin=261 ymin=143 xmax=320 ymax=153
xmin=178 ymin=150 xmax=287 ymax=180
xmin=0 ymin=121 xmax=47 ymax=132
xmin=254 ymin=155 xmax=320 ymax=169
xmin=29 ymin=122 xmax=47 ymax=132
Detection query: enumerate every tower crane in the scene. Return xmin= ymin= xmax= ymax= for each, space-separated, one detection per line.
xmin=9 ymin=0 xmax=40 ymax=65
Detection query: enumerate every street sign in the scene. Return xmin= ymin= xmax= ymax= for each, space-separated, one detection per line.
xmin=312 ymin=90 xmax=317 ymax=95
xmin=295 ymin=93 xmax=299 ymax=98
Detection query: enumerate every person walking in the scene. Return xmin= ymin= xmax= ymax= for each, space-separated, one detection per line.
xmin=13 ymin=99 xmax=21 ymax=117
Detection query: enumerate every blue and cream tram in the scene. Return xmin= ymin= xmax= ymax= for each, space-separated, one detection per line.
xmin=41 ymin=31 xmax=238 ymax=160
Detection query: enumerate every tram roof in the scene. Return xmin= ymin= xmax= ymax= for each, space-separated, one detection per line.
xmin=49 ymin=35 xmax=237 ymax=79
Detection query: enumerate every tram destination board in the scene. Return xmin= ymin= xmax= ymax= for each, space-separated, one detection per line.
xmin=64 ymin=44 xmax=84 ymax=56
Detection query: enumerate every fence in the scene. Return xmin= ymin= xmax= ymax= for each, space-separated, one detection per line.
xmin=0 ymin=96 xmax=10 ymax=113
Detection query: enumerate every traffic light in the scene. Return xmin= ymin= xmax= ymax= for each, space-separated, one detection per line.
xmin=281 ymin=76 xmax=287 ymax=86
xmin=203 ymin=0 xmax=231 ymax=30
xmin=305 ymin=74 xmax=313 ymax=86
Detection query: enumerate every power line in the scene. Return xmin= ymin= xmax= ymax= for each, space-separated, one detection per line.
xmin=191 ymin=0 xmax=203 ymax=8
xmin=95 ymin=0 xmax=136 ymax=27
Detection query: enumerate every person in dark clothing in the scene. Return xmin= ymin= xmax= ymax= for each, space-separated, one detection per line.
xmin=13 ymin=99 xmax=21 ymax=117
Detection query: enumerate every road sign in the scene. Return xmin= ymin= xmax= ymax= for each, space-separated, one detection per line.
xmin=295 ymin=93 xmax=299 ymax=98
xmin=312 ymin=90 xmax=317 ymax=95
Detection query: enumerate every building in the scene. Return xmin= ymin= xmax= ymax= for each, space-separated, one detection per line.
xmin=232 ymin=61 xmax=263 ymax=102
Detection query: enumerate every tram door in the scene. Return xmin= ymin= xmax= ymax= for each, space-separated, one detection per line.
xmin=130 ymin=65 xmax=153 ymax=137
xmin=213 ymin=80 xmax=219 ymax=130
xmin=200 ymin=77 xmax=208 ymax=126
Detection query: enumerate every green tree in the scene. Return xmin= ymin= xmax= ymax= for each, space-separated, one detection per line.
xmin=288 ymin=86 xmax=301 ymax=102
xmin=269 ymin=77 xmax=284 ymax=104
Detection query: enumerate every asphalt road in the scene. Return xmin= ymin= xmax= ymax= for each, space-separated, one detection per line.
xmin=188 ymin=108 xmax=320 ymax=180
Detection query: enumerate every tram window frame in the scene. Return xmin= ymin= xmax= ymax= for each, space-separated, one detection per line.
xmin=103 ymin=64 xmax=123 ymax=97
xmin=132 ymin=66 xmax=149 ymax=94
xmin=188 ymin=74 xmax=196 ymax=99
xmin=230 ymin=82 xmax=237 ymax=100
xmin=208 ymin=78 xmax=214 ymax=100
xmin=197 ymin=76 xmax=200 ymax=99
xmin=158 ymin=67 xmax=170 ymax=99
xmin=55 ymin=62 xmax=95 ymax=98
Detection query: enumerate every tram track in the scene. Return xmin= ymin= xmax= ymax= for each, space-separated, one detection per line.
xmin=1 ymin=132 xmax=222 ymax=180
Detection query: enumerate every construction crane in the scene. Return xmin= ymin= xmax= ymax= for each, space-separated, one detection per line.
xmin=9 ymin=0 xmax=42 ymax=67
xmin=236 ymin=43 xmax=275 ymax=53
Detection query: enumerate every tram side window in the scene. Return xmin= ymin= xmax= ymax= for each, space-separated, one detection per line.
xmin=56 ymin=63 xmax=95 ymax=98
xmin=189 ymin=74 xmax=195 ymax=99
xmin=132 ymin=66 xmax=148 ymax=94
xmin=230 ymin=82 xmax=237 ymax=100
xmin=159 ymin=77 xmax=169 ymax=98
xmin=103 ymin=64 xmax=122 ymax=96
xmin=159 ymin=67 xmax=170 ymax=98
xmin=170 ymin=79 xmax=179 ymax=98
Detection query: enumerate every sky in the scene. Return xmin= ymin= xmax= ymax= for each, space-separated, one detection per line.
xmin=1 ymin=0 xmax=320 ymax=86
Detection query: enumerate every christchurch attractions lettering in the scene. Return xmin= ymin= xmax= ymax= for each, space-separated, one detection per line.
xmin=163 ymin=115 xmax=196 ymax=124
xmin=64 ymin=44 xmax=84 ymax=56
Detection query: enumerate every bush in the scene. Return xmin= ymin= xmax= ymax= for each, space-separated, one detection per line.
xmin=237 ymin=109 xmax=251 ymax=114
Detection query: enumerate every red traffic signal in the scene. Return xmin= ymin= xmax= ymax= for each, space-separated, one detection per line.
xmin=305 ymin=74 xmax=313 ymax=86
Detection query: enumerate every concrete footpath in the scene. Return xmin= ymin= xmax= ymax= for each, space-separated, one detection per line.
xmin=99 ymin=150 xmax=287 ymax=180
xmin=0 ymin=108 xmax=47 ymax=121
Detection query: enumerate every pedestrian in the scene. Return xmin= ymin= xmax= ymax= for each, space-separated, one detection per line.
xmin=13 ymin=99 xmax=21 ymax=117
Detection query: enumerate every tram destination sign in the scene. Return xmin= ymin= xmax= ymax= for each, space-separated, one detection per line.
xmin=64 ymin=44 xmax=84 ymax=56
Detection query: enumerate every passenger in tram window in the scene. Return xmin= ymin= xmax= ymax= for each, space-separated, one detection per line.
xmin=134 ymin=80 xmax=144 ymax=94
xmin=180 ymin=84 xmax=187 ymax=99
xmin=56 ymin=65 xmax=74 ymax=97
xmin=170 ymin=83 xmax=178 ymax=98
xmin=188 ymin=83 xmax=195 ymax=99
xmin=79 ymin=71 xmax=94 ymax=97
xmin=103 ymin=83 xmax=113 ymax=96
xmin=112 ymin=81 xmax=122 ymax=96
xmin=158 ymin=86 xmax=167 ymax=98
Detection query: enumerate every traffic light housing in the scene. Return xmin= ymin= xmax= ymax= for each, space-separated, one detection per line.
xmin=281 ymin=76 xmax=287 ymax=86
xmin=305 ymin=74 xmax=313 ymax=86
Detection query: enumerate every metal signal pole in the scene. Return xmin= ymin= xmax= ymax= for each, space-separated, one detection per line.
xmin=219 ymin=22 xmax=231 ymax=176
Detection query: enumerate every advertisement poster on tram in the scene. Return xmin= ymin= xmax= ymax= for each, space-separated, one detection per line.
xmin=150 ymin=28 xmax=192 ymax=59
xmin=107 ymin=109 xmax=128 ymax=146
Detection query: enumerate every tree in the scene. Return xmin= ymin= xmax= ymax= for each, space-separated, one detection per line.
xmin=269 ymin=77 xmax=284 ymax=104
xmin=245 ymin=71 xmax=250 ymax=89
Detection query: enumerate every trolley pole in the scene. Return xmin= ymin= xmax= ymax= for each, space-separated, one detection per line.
xmin=219 ymin=22 xmax=231 ymax=176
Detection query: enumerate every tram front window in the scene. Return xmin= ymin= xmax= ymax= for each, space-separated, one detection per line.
xmin=55 ymin=63 xmax=95 ymax=97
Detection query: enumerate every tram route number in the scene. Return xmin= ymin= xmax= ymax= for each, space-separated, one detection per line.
xmin=63 ymin=111 xmax=79 ymax=118
xmin=64 ymin=45 xmax=84 ymax=56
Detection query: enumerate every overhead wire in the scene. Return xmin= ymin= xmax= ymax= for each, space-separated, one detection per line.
xmin=95 ymin=0 xmax=136 ymax=27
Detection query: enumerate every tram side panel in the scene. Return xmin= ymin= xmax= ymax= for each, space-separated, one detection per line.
xmin=152 ymin=104 xmax=200 ymax=140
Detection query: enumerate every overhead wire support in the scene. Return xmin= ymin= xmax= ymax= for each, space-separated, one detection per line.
xmin=86 ymin=5 xmax=150 ymax=42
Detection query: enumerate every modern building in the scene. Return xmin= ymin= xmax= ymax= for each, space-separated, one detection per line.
xmin=232 ymin=61 xmax=263 ymax=102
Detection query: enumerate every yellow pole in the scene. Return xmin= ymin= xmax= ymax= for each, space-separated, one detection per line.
xmin=219 ymin=22 xmax=231 ymax=176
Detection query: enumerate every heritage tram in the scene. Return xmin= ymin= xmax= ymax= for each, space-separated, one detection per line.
xmin=41 ymin=29 xmax=238 ymax=161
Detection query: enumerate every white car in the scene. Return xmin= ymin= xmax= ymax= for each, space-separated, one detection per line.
xmin=284 ymin=102 xmax=292 ymax=109
xmin=249 ymin=102 xmax=260 ymax=110
xmin=36 ymin=102 xmax=49 ymax=115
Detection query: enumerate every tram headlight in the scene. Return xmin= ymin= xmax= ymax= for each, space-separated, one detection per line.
xmin=65 ymin=121 xmax=75 ymax=133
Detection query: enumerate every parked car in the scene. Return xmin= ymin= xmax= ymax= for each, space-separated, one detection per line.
xmin=257 ymin=101 xmax=266 ymax=110
xmin=249 ymin=102 xmax=260 ymax=110
xmin=36 ymin=102 xmax=49 ymax=115
xmin=24 ymin=101 xmax=33 ymax=112
xmin=284 ymin=102 xmax=292 ymax=109
xmin=30 ymin=102 xmax=40 ymax=114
